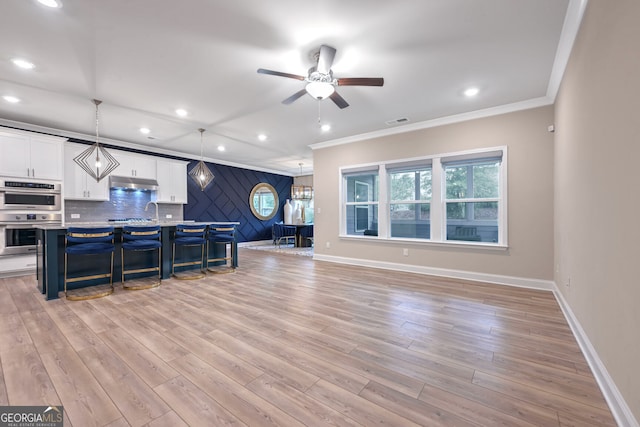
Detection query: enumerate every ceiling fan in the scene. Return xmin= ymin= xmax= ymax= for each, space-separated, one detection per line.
xmin=257 ymin=45 xmax=384 ymax=109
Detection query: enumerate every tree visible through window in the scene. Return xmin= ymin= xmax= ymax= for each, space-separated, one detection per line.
xmin=389 ymin=168 xmax=431 ymax=238
xmin=341 ymin=148 xmax=505 ymax=245
xmin=445 ymin=160 xmax=500 ymax=242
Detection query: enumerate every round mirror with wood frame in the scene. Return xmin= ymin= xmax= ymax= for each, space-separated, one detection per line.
xmin=249 ymin=183 xmax=279 ymax=220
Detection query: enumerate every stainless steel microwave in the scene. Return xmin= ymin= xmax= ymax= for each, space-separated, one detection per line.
xmin=0 ymin=179 xmax=61 ymax=211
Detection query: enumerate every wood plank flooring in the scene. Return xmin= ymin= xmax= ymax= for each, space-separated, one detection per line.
xmin=0 ymin=248 xmax=617 ymax=426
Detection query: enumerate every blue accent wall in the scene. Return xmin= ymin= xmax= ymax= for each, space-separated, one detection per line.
xmin=184 ymin=161 xmax=292 ymax=243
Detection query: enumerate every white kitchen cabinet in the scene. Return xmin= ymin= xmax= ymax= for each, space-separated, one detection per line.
xmin=0 ymin=254 xmax=37 ymax=277
xmin=63 ymin=142 xmax=109 ymax=200
xmin=155 ymin=158 xmax=188 ymax=203
xmin=113 ymin=150 xmax=157 ymax=179
xmin=0 ymin=128 xmax=64 ymax=180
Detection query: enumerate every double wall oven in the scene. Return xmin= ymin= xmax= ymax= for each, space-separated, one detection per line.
xmin=0 ymin=179 xmax=62 ymax=256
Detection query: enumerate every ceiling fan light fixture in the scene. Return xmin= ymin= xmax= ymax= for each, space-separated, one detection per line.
xmin=305 ymin=81 xmax=335 ymax=100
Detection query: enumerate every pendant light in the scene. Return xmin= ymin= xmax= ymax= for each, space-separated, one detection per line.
xmin=188 ymin=128 xmax=215 ymax=191
xmin=74 ymin=99 xmax=120 ymax=182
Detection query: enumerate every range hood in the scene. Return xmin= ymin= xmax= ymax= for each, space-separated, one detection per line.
xmin=109 ymin=175 xmax=159 ymax=191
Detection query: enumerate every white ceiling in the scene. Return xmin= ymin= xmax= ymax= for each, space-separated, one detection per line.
xmin=0 ymin=0 xmax=576 ymax=176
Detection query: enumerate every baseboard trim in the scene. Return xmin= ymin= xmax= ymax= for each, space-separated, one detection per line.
xmin=553 ymin=287 xmax=639 ymax=427
xmin=238 ymin=240 xmax=272 ymax=247
xmin=312 ymin=253 xmax=555 ymax=291
xmin=311 ymin=253 xmax=637 ymax=426
xmin=0 ymin=268 xmax=35 ymax=279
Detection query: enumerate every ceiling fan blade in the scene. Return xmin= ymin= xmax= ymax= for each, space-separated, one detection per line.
xmin=337 ymin=77 xmax=384 ymax=86
xmin=317 ymin=45 xmax=337 ymax=75
xmin=282 ymin=89 xmax=308 ymax=105
xmin=329 ymin=91 xmax=349 ymax=109
xmin=257 ymin=68 xmax=305 ymax=81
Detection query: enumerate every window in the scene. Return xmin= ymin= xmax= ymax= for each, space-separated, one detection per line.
xmin=340 ymin=147 xmax=506 ymax=246
xmin=444 ymin=158 xmax=500 ymax=243
xmin=389 ymin=167 xmax=431 ymax=239
xmin=344 ymin=171 xmax=379 ymax=236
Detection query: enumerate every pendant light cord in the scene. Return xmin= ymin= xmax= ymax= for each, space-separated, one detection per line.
xmin=198 ymin=128 xmax=205 ymax=159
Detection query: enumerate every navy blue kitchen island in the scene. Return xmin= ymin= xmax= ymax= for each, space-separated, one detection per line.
xmin=36 ymin=222 xmax=239 ymax=300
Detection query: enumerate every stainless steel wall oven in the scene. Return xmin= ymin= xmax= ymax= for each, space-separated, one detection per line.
xmin=0 ymin=179 xmax=61 ymax=211
xmin=0 ymin=212 xmax=62 ymax=256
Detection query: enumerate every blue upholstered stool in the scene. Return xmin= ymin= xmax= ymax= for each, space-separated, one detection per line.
xmin=172 ymin=224 xmax=206 ymax=279
xmin=273 ymin=223 xmax=296 ymax=247
xmin=64 ymin=226 xmax=115 ymax=300
xmin=121 ymin=225 xmax=162 ymax=290
xmin=206 ymin=225 xmax=236 ymax=274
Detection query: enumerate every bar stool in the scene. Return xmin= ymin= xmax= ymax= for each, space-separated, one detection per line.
xmin=273 ymin=222 xmax=296 ymax=247
xmin=64 ymin=226 xmax=115 ymax=301
xmin=121 ymin=225 xmax=162 ymax=290
xmin=206 ymin=225 xmax=236 ymax=274
xmin=172 ymin=223 xmax=206 ymax=279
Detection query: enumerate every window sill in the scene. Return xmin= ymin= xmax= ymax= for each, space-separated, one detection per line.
xmin=338 ymin=234 xmax=508 ymax=251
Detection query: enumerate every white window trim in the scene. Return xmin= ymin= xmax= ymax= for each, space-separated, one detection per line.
xmin=339 ymin=146 xmax=508 ymax=249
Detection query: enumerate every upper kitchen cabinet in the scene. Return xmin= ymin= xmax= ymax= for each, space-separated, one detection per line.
xmin=0 ymin=128 xmax=65 ymax=180
xmin=63 ymin=142 xmax=109 ymax=200
xmin=155 ymin=158 xmax=188 ymax=203
xmin=113 ymin=150 xmax=157 ymax=179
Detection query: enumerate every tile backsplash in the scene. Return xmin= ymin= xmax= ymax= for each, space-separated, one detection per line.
xmin=65 ymin=189 xmax=183 ymax=223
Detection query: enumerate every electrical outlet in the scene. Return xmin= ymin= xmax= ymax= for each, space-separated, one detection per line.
xmin=317 ymin=207 xmax=322 ymax=214
xmin=165 ymin=214 xmax=172 ymax=219
xmin=403 ymin=248 xmax=409 ymax=256
xmin=71 ymin=214 xmax=80 ymax=219
xmin=325 ymin=241 xmax=330 ymax=249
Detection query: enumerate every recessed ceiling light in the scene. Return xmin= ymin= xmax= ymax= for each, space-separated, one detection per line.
xmin=175 ymin=108 xmax=188 ymax=117
xmin=464 ymin=87 xmax=479 ymax=97
xmin=11 ymin=58 xmax=35 ymax=70
xmin=37 ymin=0 xmax=62 ymax=8
xmin=139 ymin=127 xmax=150 ymax=134
xmin=320 ymin=124 xmax=331 ymax=132
xmin=258 ymin=134 xmax=267 ymax=142
xmin=217 ymin=145 xmax=225 ymax=152
xmin=3 ymin=95 xmax=20 ymax=103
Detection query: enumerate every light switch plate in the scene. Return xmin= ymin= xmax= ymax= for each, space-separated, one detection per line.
xmin=71 ymin=214 xmax=80 ymax=219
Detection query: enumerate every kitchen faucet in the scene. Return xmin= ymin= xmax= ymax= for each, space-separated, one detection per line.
xmin=145 ymin=201 xmax=159 ymax=222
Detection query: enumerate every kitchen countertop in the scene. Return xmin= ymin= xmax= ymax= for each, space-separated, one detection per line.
xmin=36 ymin=220 xmax=240 ymax=300
xmin=35 ymin=221 xmax=240 ymax=230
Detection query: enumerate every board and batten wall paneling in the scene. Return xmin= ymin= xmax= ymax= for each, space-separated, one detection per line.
xmin=184 ymin=160 xmax=292 ymax=242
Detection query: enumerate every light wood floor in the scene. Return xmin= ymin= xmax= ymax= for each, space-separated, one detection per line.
xmin=0 ymin=248 xmax=616 ymax=426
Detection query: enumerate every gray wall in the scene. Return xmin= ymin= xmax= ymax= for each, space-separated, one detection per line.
xmin=312 ymin=105 xmax=555 ymax=281
xmin=555 ymin=0 xmax=640 ymax=420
